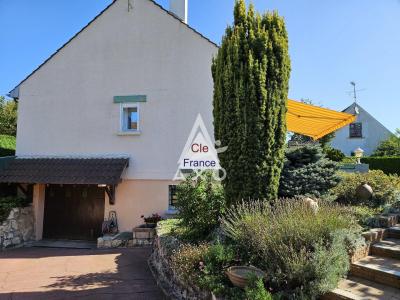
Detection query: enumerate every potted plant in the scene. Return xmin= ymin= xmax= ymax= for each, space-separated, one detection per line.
xmin=140 ymin=213 xmax=163 ymax=228
xmin=133 ymin=213 xmax=163 ymax=242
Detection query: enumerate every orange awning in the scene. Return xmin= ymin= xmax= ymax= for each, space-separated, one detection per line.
xmin=287 ymin=99 xmax=356 ymax=140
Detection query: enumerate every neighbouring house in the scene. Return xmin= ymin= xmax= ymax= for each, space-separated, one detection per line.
xmin=0 ymin=0 xmax=218 ymax=241
xmin=330 ymin=102 xmax=392 ymax=156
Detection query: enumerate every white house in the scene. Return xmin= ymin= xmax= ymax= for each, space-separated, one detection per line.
xmin=331 ymin=102 xmax=392 ymax=156
xmin=0 ymin=0 xmax=356 ymax=242
xmin=1 ymin=0 xmax=218 ymax=240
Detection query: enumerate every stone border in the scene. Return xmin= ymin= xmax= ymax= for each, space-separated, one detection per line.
xmin=148 ymin=228 xmax=212 ymax=300
xmin=0 ymin=206 xmax=34 ymax=250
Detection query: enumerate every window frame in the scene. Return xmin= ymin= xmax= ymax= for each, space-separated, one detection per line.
xmin=168 ymin=185 xmax=178 ymax=209
xmin=349 ymin=122 xmax=362 ymax=138
xmin=120 ymin=103 xmax=140 ymax=133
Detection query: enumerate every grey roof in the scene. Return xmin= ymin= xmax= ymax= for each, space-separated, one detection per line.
xmin=342 ymin=102 xmax=392 ymax=134
xmin=0 ymin=157 xmax=129 ymax=185
xmin=8 ymin=0 xmax=218 ymax=98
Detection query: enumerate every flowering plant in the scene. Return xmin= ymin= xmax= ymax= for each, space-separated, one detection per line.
xmin=141 ymin=213 xmax=163 ymax=224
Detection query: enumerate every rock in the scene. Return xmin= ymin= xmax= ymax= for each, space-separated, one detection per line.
xmin=303 ymin=197 xmax=319 ymax=214
xmin=10 ymin=220 xmax=18 ymax=230
xmin=111 ymin=239 xmax=123 ymax=248
xmin=12 ymin=237 xmax=21 ymax=245
xmin=97 ymin=237 xmax=105 ymax=248
xmin=103 ymin=238 xmax=112 ymax=248
xmin=22 ymin=227 xmax=33 ymax=241
xmin=0 ymin=205 xmax=34 ymax=250
xmin=21 ymin=207 xmax=32 ymax=215
xmin=3 ymin=239 xmax=11 ymax=248
xmin=7 ymin=210 xmax=15 ymax=220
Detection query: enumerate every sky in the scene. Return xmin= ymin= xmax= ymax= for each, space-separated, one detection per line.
xmin=1 ymin=0 xmax=400 ymax=131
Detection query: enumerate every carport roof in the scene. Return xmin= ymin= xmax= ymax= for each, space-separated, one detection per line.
xmin=0 ymin=157 xmax=129 ymax=185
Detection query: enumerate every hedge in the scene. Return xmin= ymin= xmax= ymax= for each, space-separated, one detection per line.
xmin=361 ymin=157 xmax=400 ymax=175
xmin=0 ymin=135 xmax=15 ymax=157
xmin=0 ymin=148 xmax=15 ymax=157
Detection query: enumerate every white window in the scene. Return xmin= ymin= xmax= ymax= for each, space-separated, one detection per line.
xmin=120 ymin=103 xmax=140 ymax=132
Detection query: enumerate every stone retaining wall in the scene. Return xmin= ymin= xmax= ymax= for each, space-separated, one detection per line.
xmin=148 ymin=231 xmax=211 ymax=300
xmin=0 ymin=206 xmax=34 ymax=250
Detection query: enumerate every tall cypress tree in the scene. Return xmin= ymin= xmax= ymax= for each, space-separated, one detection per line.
xmin=212 ymin=0 xmax=290 ymax=204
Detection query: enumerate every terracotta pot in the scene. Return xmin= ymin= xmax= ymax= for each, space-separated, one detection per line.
xmin=356 ymin=183 xmax=373 ymax=201
xmin=226 ymin=266 xmax=266 ymax=289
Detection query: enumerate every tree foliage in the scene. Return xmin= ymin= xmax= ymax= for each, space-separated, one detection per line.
xmin=212 ymin=0 xmax=291 ymax=204
xmin=0 ymin=96 xmax=17 ymax=136
xmin=175 ymin=172 xmax=226 ymax=239
xmin=372 ymin=129 xmax=400 ymax=157
xmin=279 ymin=145 xmax=340 ymax=198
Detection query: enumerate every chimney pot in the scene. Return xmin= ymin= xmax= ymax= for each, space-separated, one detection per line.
xmin=169 ymin=0 xmax=188 ymax=24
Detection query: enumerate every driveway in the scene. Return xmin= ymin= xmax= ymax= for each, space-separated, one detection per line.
xmin=0 ymin=247 xmax=165 ymax=300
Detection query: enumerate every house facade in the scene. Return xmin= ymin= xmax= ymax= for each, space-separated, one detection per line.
xmin=331 ymin=102 xmax=392 ymax=156
xmin=1 ymin=0 xmax=218 ymax=240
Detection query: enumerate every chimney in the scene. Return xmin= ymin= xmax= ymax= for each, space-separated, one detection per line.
xmin=169 ymin=0 xmax=188 ymax=24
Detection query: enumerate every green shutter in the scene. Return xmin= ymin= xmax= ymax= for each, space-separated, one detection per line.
xmin=113 ymin=95 xmax=147 ymax=103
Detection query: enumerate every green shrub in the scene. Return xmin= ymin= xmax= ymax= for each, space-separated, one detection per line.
xmin=197 ymin=243 xmax=238 ymax=296
xmin=170 ymin=242 xmax=243 ymax=298
xmin=279 ymin=145 xmax=341 ymax=198
xmin=341 ymin=156 xmax=357 ymax=164
xmin=324 ymin=147 xmax=345 ymax=162
xmin=170 ymin=243 xmax=210 ymax=283
xmin=361 ymin=156 xmax=400 ymax=175
xmin=372 ymin=130 xmax=400 ymax=157
xmin=0 ymin=135 xmax=16 ymax=157
xmin=331 ymin=170 xmax=400 ymax=207
xmin=0 ymin=196 xmax=30 ymax=222
xmin=175 ymin=171 xmax=226 ymax=239
xmin=347 ymin=206 xmax=382 ymax=229
xmin=221 ymin=200 xmax=360 ymax=298
xmin=245 ymin=275 xmax=273 ymax=300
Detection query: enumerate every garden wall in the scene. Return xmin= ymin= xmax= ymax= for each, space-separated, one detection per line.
xmin=0 ymin=206 xmax=34 ymax=250
xmin=148 ymin=229 xmax=212 ymax=300
xmin=361 ymin=157 xmax=400 ymax=175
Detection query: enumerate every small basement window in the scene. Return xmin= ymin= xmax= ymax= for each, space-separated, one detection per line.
xmin=169 ymin=185 xmax=178 ymax=208
xmin=349 ymin=122 xmax=362 ymax=138
xmin=120 ymin=103 xmax=139 ymax=132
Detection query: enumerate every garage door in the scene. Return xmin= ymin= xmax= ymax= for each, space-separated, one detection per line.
xmin=43 ymin=185 xmax=105 ymax=240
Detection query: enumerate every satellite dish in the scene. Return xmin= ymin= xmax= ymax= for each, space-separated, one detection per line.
xmin=354 ymin=106 xmax=360 ymax=115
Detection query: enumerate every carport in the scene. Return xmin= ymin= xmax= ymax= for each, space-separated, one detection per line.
xmin=0 ymin=157 xmax=129 ymax=240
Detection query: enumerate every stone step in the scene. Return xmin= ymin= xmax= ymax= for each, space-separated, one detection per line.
xmin=322 ymin=276 xmax=400 ymax=300
xmin=388 ymin=224 xmax=400 ymax=239
xmin=362 ymin=228 xmax=388 ymax=243
xmin=370 ymin=238 xmax=400 ymax=259
xmin=377 ymin=215 xmax=398 ymax=228
xmin=350 ymin=255 xmax=400 ymax=288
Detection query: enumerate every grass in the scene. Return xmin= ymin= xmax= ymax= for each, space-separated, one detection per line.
xmin=157 ymin=218 xmax=184 ymax=237
xmin=0 ymin=135 xmax=16 ymax=157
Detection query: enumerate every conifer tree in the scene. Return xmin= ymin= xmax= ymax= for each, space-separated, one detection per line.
xmin=212 ymin=0 xmax=291 ymax=204
xmin=279 ymin=145 xmax=340 ymax=198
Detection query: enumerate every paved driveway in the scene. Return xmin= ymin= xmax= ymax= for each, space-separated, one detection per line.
xmin=0 ymin=247 xmax=165 ymax=300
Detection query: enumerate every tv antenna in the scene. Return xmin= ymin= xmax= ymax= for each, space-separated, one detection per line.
xmin=347 ymin=81 xmax=366 ymax=104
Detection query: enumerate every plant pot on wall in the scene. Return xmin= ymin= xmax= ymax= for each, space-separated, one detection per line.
xmin=133 ymin=226 xmax=156 ymax=239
